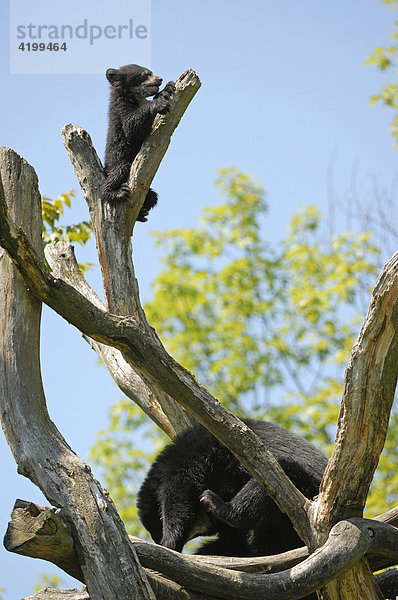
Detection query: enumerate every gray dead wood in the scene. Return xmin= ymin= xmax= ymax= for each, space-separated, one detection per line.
xmin=21 ymin=591 xmax=88 ymax=600
xmin=4 ymin=501 xmax=213 ymax=600
xmin=128 ymin=520 xmax=398 ymax=600
xmin=3 ymin=500 xmax=306 ymax=582
xmin=19 ymin=572 xmax=398 ymax=600
xmin=1 ymin=146 xmax=398 ymax=599
xmin=377 ymin=506 xmax=398 ymax=528
xmin=19 ymin=579 xmax=215 ymax=600
xmin=309 ymin=251 xmax=398 ymax=599
xmin=5 ymin=500 xmax=398 ymax=600
xmin=2 ymin=144 xmax=398 ymax=585
xmin=6 ymin=500 xmax=397 ymax=579
xmin=20 ymin=578 xmax=215 ymax=600
xmin=0 ymin=148 xmax=154 ymax=600
xmin=375 ymin=568 xmax=398 ymax=600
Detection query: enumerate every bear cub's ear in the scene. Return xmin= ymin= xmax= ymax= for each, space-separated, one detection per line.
xmin=106 ymin=68 xmax=121 ymax=83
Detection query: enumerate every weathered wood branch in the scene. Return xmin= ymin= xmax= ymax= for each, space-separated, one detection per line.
xmin=0 ymin=148 xmax=155 ymax=600
xmin=376 ymin=568 xmax=398 ymax=600
xmin=20 ymin=578 xmax=214 ymax=600
xmin=4 ymin=500 xmax=84 ymax=582
xmin=18 ymin=572 xmax=398 ymax=600
xmin=0 ymin=157 xmax=312 ymax=546
xmin=135 ymin=520 xmax=398 ymax=600
xmin=21 ymin=569 xmax=398 ymax=600
xmin=312 ymin=252 xmax=398 ymax=532
xmin=7 ymin=500 xmax=397 ymax=578
xmin=309 ymin=251 xmax=398 ymax=599
xmin=22 ymin=573 xmax=398 ymax=600
xmin=21 ymin=579 xmax=215 ymax=600
xmin=22 ymin=591 xmax=88 ymax=600
xmin=5 ymin=500 xmax=398 ymax=600
xmin=377 ymin=505 xmax=398 ymax=528
xmin=38 ymin=227 xmax=398 ymax=600
xmin=3 ymin=500 xmax=306 ymax=580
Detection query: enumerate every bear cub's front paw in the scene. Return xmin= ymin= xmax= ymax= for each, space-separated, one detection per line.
xmin=200 ymin=489 xmax=224 ymax=514
xmin=154 ymin=96 xmax=171 ymax=115
xmin=163 ymin=81 xmax=176 ymax=95
xmin=153 ymin=82 xmax=175 ymax=114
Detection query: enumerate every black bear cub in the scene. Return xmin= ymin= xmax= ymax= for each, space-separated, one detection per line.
xmin=102 ymin=64 xmax=175 ymax=222
xmin=137 ymin=419 xmax=327 ymax=557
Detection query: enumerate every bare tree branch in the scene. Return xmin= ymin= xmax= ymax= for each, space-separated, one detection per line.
xmin=4 ymin=499 xmax=84 ymax=582
xmin=20 ymin=569 xmax=398 ymax=600
xmin=22 ymin=591 xmax=88 ymax=600
xmin=312 ymin=254 xmax=398 ymax=531
xmin=0 ymin=148 xmax=154 ymax=600
xmin=5 ymin=500 xmax=398 ymax=600
xmin=21 ymin=577 xmax=216 ymax=600
xmin=309 ymin=253 xmax=398 ymax=598
xmin=134 ymin=519 xmax=398 ymax=600
xmin=20 ymin=577 xmax=215 ymax=600
xmin=377 ymin=505 xmax=398 ymax=527
xmin=3 ymin=500 xmax=306 ymax=580
xmin=376 ymin=568 xmax=398 ymax=600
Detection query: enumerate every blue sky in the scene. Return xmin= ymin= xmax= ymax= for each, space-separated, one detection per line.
xmin=1 ymin=1 xmax=397 ymax=597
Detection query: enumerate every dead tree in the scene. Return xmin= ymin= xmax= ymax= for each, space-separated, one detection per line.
xmin=0 ymin=68 xmax=397 ymax=600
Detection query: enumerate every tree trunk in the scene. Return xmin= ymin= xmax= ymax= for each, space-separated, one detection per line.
xmin=0 ymin=148 xmax=154 ymax=600
xmin=309 ymin=253 xmax=398 ymax=599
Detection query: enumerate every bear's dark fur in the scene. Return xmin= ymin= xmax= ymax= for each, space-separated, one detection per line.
xmin=137 ymin=419 xmax=327 ymax=557
xmin=102 ymin=64 xmax=175 ymax=222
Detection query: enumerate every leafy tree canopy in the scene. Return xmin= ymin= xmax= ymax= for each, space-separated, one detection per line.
xmin=366 ymin=0 xmax=398 ymax=142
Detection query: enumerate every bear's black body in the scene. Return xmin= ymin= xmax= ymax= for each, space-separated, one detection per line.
xmin=102 ymin=64 xmax=175 ymax=222
xmin=137 ymin=419 xmax=327 ymax=557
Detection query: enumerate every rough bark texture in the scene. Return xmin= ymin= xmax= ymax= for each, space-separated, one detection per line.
xmin=20 ymin=572 xmax=398 ymax=600
xmin=21 ymin=581 xmax=215 ymax=600
xmin=309 ymin=252 xmax=398 ymax=599
xmin=5 ymin=500 xmax=398 ymax=600
xmin=0 ymin=148 xmax=154 ymax=600
xmin=22 ymin=591 xmax=89 ymax=600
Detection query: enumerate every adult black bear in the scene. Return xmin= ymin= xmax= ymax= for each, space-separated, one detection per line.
xmin=102 ymin=64 xmax=175 ymax=222
xmin=137 ymin=419 xmax=327 ymax=557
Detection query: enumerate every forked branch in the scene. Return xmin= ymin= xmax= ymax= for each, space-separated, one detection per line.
xmin=0 ymin=149 xmax=154 ymax=600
